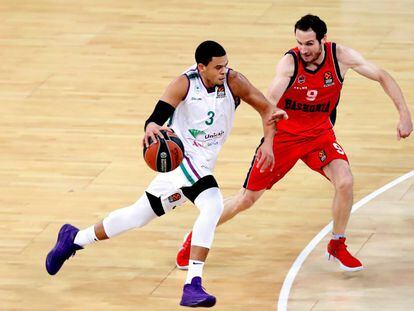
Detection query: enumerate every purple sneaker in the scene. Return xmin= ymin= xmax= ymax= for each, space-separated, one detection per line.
xmin=180 ymin=277 xmax=216 ymax=308
xmin=45 ymin=224 xmax=83 ymax=275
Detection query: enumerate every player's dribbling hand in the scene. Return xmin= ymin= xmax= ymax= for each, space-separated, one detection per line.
xmin=143 ymin=122 xmax=173 ymax=148
xmin=397 ymin=117 xmax=413 ymax=140
xmin=267 ymin=108 xmax=288 ymax=125
xmin=256 ymin=140 xmax=275 ymax=173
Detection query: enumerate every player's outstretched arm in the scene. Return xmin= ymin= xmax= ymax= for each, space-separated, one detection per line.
xmin=266 ymin=54 xmax=294 ymax=124
xmin=337 ymin=44 xmax=413 ymax=140
xmin=143 ymin=75 xmax=188 ymax=147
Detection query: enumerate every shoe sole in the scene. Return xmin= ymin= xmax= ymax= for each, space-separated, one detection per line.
xmin=325 ymin=252 xmax=364 ymax=272
xmin=180 ymin=297 xmax=216 ymax=307
xmin=176 ymin=232 xmax=191 ymax=270
xmin=176 ymin=263 xmax=189 ymax=270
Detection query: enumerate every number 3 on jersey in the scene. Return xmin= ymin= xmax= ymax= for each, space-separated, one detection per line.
xmin=205 ymin=111 xmax=215 ymax=125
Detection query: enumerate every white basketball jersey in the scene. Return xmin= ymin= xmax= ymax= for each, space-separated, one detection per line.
xmin=169 ymin=64 xmax=239 ymax=177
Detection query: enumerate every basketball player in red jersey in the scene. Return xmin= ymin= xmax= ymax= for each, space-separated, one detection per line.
xmin=176 ymin=14 xmax=413 ymax=272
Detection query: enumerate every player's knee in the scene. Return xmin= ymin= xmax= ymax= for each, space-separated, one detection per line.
xmin=196 ymin=187 xmax=224 ymax=220
xmin=237 ymin=192 xmax=257 ymax=212
xmin=335 ymin=173 xmax=353 ymax=193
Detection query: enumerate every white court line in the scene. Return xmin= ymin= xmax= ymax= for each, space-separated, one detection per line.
xmin=277 ymin=170 xmax=414 ymax=311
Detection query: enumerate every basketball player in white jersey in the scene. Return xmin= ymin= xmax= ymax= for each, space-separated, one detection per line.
xmin=45 ymin=40 xmax=287 ymax=308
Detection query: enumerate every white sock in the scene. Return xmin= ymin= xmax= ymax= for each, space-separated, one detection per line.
xmin=185 ymin=260 xmax=205 ymax=284
xmin=332 ymin=233 xmax=346 ymax=240
xmin=73 ymin=225 xmax=98 ymax=247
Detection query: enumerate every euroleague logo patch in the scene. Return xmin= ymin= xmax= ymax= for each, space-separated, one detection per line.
xmin=216 ymin=85 xmax=226 ymax=98
xmin=324 ymin=71 xmax=334 ymax=86
xmin=318 ymin=149 xmax=327 ymax=162
xmin=168 ymin=192 xmax=182 ymax=203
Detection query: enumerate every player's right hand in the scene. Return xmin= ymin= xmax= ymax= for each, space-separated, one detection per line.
xmin=267 ymin=108 xmax=288 ymax=125
xmin=255 ymin=139 xmax=275 ymax=173
xmin=397 ymin=116 xmax=413 ymax=140
xmin=143 ymin=122 xmax=172 ymax=148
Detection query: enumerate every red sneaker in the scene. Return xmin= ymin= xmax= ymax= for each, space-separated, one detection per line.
xmin=176 ymin=231 xmax=192 ymax=270
xmin=326 ymin=237 xmax=363 ymax=271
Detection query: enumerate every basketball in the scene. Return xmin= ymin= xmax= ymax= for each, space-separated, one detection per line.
xmin=143 ymin=130 xmax=185 ymax=172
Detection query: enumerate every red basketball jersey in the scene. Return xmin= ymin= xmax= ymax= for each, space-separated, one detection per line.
xmin=276 ymin=42 xmax=343 ymax=137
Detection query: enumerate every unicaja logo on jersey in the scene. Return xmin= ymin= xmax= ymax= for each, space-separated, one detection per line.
xmin=189 ymin=129 xmax=224 ymax=140
xmin=204 ymin=130 xmax=224 ymax=140
xmin=188 ymin=129 xmax=206 ymax=139
xmin=188 ymin=128 xmax=225 ymax=148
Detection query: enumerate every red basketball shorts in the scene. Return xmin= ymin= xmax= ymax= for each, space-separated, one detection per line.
xmin=243 ymin=130 xmax=348 ymax=191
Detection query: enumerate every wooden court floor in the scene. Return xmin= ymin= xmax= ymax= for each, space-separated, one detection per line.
xmin=0 ymin=1 xmax=413 ymax=310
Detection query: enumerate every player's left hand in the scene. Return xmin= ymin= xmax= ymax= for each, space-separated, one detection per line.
xmin=397 ymin=117 xmax=413 ymax=140
xmin=256 ymin=139 xmax=274 ymax=173
xmin=142 ymin=123 xmax=173 ymax=148
xmin=267 ymin=108 xmax=288 ymax=125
